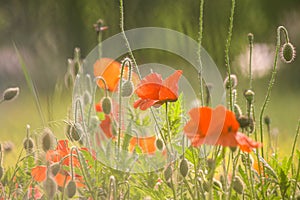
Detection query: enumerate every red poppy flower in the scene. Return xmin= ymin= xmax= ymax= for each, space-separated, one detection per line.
xmin=31 ymin=165 xmax=85 ymax=188
xmin=134 ymin=70 xmax=182 ymax=110
xmin=94 ymin=58 xmax=138 ymax=92
xmin=184 ymin=106 xmax=261 ymax=152
xmin=45 ymin=140 xmax=80 ymax=167
xmin=129 ymin=135 xmax=157 ymax=154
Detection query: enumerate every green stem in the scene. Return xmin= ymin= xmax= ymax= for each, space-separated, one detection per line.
xmin=165 ymin=102 xmax=174 ymax=153
xmin=259 ymin=26 xmax=289 ymax=159
xmin=198 ymin=0 xmax=205 ymax=106
xmin=291 ymin=120 xmax=300 ymax=174
xmin=248 ymin=34 xmax=254 ymax=90
xmin=224 ymin=0 xmax=236 ymax=111
xmin=227 ymin=150 xmax=241 ymax=200
xmin=292 ymin=157 xmax=300 ymax=199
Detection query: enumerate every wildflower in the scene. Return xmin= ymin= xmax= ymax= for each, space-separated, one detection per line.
xmin=134 ymin=70 xmax=182 ymax=110
xmin=183 ymin=106 xmax=261 ymax=152
xmin=129 ymin=135 xmax=157 ymax=154
xmin=94 ymin=58 xmax=137 ymax=92
xmin=95 ymin=102 xmax=115 ymax=139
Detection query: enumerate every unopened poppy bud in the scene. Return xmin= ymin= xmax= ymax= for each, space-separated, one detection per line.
xmin=164 ymin=165 xmax=172 ymax=181
xmin=83 ymin=91 xmax=91 ymax=105
xmin=43 ymin=177 xmax=57 ymax=199
xmin=248 ymin=33 xmax=254 ymax=45
xmin=207 ymin=158 xmax=215 ymax=170
xmin=244 ymin=89 xmax=255 ymax=103
xmin=224 ymin=74 xmax=238 ymax=89
xmin=23 ymin=138 xmax=34 ymax=151
xmin=66 ymin=180 xmax=77 ymax=198
xmin=234 ymin=104 xmax=242 ymax=118
xmin=232 ymin=176 xmax=244 ymax=194
xmin=280 ymin=42 xmax=296 ymax=64
xmin=50 ymin=163 xmax=60 ymax=176
xmin=230 ymin=146 xmax=237 ymax=152
xmin=121 ymin=80 xmax=134 ymax=97
xmin=42 ymin=128 xmax=54 ymax=152
xmin=202 ymin=180 xmax=210 ymax=192
xmin=71 ymin=123 xmax=84 ymax=141
xmin=264 ymin=115 xmax=271 ymax=126
xmin=155 ymin=138 xmax=164 ymax=150
xmin=0 ymin=166 xmax=4 ymax=179
xmin=237 ymin=115 xmax=250 ymax=129
xmin=101 ymin=97 xmax=112 ymax=115
xmin=2 ymin=87 xmax=19 ymax=101
xmin=179 ymin=158 xmax=189 ymax=177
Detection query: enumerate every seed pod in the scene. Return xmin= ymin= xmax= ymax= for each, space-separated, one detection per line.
xmin=66 ymin=180 xmax=77 ymax=198
xmin=121 ymin=80 xmax=134 ymax=97
xmin=50 ymin=163 xmax=60 ymax=176
xmin=179 ymin=158 xmax=189 ymax=177
xmin=43 ymin=177 xmax=57 ymax=199
xmin=206 ymin=158 xmax=216 ymax=170
xmin=0 ymin=166 xmax=4 ymax=179
xmin=232 ymin=176 xmax=244 ymax=194
xmin=3 ymin=87 xmax=19 ymax=101
xmin=101 ymin=97 xmax=112 ymax=115
xmin=280 ymin=42 xmax=296 ymax=63
xmin=224 ymin=74 xmax=238 ymax=89
xmin=155 ymin=138 xmax=164 ymax=150
xmin=42 ymin=128 xmax=54 ymax=152
xmin=23 ymin=138 xmax=34 ymax=151
xmin=164 ymin=165 xmax=172 ymax=181
xmin=244 ymin=89 xmax=255 ymax=103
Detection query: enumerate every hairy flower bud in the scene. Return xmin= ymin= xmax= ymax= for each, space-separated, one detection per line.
xmin=232 ymin=176 xmax=244 ymax=194
xmin=2 ymin=87 xmax=19 ymax=101
xmin=71 ymin=123 xmax=84 ymax=142
xmin=50 ymin=163 xmax=60 ymax=176
xmin=43 ymin=177 xmax=57 ymax=199
xmin=164 ymin=165 xmax=172 ymax=181
xmin=179 ymin=158 xmax=189 ymax=177
xmin=280 ymin=42 xmax=296 ymax=63
xmin=121 ymin=80 xmax=134 ymax=97
xmin=244 ymin=89 xmax=255 ymax=103
xmin=155 ymin=138 xmax=164 ymax=150
xmin=23 ymin=138 xmax=34 ymax=151
xmin=66 ymin=180 xmax=77 ymax=198
xmin=42 ymin=128 xmax=54 ymax=152
xmin=101 ymin=97 xmax=112 ymax=115
xmin=224 ymin=74 xmax=238 ymax=89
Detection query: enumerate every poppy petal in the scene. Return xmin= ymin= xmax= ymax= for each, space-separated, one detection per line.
xmin=31 ymin=165 xmax=47 ymax=182
xmin=159 ymin=70 xmax=182 ymax=101
xmin=135 ymin=73 xmax=163 ymax=100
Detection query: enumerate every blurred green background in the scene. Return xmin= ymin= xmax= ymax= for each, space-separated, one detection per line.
xmin=0 ymin=0 xmax=300 ymax=165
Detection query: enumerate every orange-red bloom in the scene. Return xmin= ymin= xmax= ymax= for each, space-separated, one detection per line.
xmin=184 ymin=106 xmax=261 ymax=152
xmin=134 ymin=70 xmax=182 ymax=110
xmin=94 ymin=58 xmax=138 ymax=92
xmin=129 ymin=135 xmax=157 ymax=154
xmin=31 ymin=165 xmax=84 ymax=188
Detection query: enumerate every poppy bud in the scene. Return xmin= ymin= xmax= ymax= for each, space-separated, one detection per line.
xmin=43 ymin=177 xmax=57 ymax=199
xmin=244 ymin=89 xmax=255 ymax=103
xmin=23 ymin=137 xmax=34 ymax=151
xmin=155 ymin=138 xmax=164 ymax=150
xmin=179 ymin=158 xmax=189 ymax=177
xmin=50 ymin=163 xmax=60 ymax=176
xmin=121 ymin=80 xmax=134 ymax=97
xmin=230 ymin=146 xmax=237 ymax=152
xmin=232 ymin=176 xmax=244 ymax=194
xmin=248 ymin=33 xmax=254 ymax=45
xmin=41 ymin=128 xmax=54 ymax=152
xmin=0 ymin=166 xmax=4 ymax=180
xmin=237 ymin=115 xmax=250 ymax=129
xmin=264 ymin=115 xmax=271 ymax=126
xmin=280 ymin=42 xmax=296 ymax=64
xmin=202 ymin=180 xmax=210 ymax=192
xmin=71 ymin=123 xmax=84 ymax=141
xmin=206 ymin=158 xmax=216 ymax=170
xmin=2 ymin=87 xmax=19 ymax=101
xmin=101 ymin=97 xmax=112 ymax=115
xmin=83 ymin=91 xmax=91 ymax=105
xmin=224 ymin=74 xmax=238 ymax=89
xmin=66 ymin=180 xmax=77 ymax=198
xmin=164 ymin=165 xmax=172 ymax=181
